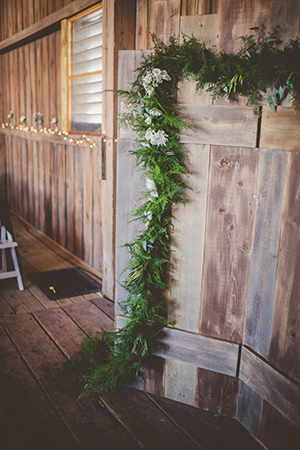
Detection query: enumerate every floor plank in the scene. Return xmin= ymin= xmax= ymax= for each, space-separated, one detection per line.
xmin=62 ymin=301 xmax=114 ymax=334
xmin=0 ymin=323 xmax=82 ymax=450
xmin=0 ymin=314 xmax=140 ymax=450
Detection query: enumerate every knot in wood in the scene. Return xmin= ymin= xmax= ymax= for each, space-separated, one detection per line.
xmin=242 ymin=241 xmax=251 ymax=254
xmin=220 ymin=157 xmax=230 ymax=168
xmin=237 ymin=180 xmax=244 ymax=189
xmin=218 ymin=206 xmax=227 ymax=215
xmin=290 ymin=328 xmax=297 ymax=339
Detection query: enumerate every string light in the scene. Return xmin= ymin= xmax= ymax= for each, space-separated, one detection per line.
xmin=1 ymin=120 xmax=115 ymax=149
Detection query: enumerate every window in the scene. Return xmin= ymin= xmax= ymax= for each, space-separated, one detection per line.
xmin=62 ymin=4 xmax=102 ymax=134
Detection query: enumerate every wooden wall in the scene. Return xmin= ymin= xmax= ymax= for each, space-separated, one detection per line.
xmin=116 ymin=3 xmax=300 ymax=449
xmin=0 ymin=0 xmax=136 ymax=298
xmin=0 ymin=0 xmax=75 ymax=41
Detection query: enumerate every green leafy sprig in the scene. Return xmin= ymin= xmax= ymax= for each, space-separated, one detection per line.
xmin=64 ymin=32 xmax=300 ymax=397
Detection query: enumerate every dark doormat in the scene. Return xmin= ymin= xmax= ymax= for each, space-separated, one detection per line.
xmin=28 ymin=267 xmax=101 ymax=301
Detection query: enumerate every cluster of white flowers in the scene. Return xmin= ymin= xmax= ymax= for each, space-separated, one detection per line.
xmin=142 ymin=68 xmax=171 ymax=96
xmin=148 ymin=108 xmax=162 ymax=117
xmin=145 ymin=177 xmax=158 ymax=198
xmin=144 ymin=128 xmax=168 ymax=146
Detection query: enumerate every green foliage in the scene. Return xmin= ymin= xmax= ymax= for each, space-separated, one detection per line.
xmin=65 ymin=30 xmax=300 ymax=397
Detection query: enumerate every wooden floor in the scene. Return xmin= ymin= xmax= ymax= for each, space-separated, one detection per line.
xmin=0 ymin=214 xmax=265 ymax=450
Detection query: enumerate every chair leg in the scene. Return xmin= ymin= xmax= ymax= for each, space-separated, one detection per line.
xmin=10 ymin=246 xmax=24 ymax=291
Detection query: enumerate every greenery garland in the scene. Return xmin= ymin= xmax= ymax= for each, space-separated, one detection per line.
xmin=64 ymin=28 xmax=300 ymax=397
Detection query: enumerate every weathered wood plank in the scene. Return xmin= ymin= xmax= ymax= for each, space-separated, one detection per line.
xmin=0 ymin=323 xmax=82 ymax=450
xmin=63 ymin=300 xmax=114 ymax=334
xmin=258 ymin=400 xmax=300 ymax=450
xmin=178 ymin=104 xmax=257 ymax=148
xmin=39 ymin=143 xmax=46 ymax=233
xmin=82 ymin=147 xmax=93 ymax=265
xmin=236 ymin=381 xmax=263 ymax=438
xmin=200 ymin=145 xmax=259 ymax=343
xmin=148 ymin=0 xmax=181 ymax=46
xmin=244 ymin=148 xmax=287 ymax=357
xmin=154 ymin=327 xmax=239 ymax=377
xmin=164 ymin=359 xmax=198 ymax=406
xmin=44 ymin=141 xmax=52 ymax=237
xmin=0 ymin=314 xmax=139 ymax=450
xmin=0 ymin=0 xmax=100 ymax=53
xmin=136 ymin=0 xmax=148 ymax=50
xmin=50 ymin=143 xmax=58 ymax=241
xmin=168 ymin=144 xmax=209 ymax=332
xmin=86 ymin=295 xmax=114 ymax=321
xmin=57 ymin=144 xmax=66 ymax=248
xmin=151 ymin=391 xmax=264 ymax=450
xmin=34 ymin=308 xmax=84 ymax=357
xmin=0 ymin=134 xmax=6 ymax=200
xmin=42 ymin=36 xmax=50 ymax=127
xmin=216 ymin=0 xmax=300 ymax=54
xmin=66 ymin=146 xmax=75 ymax=253
xmin=240 ymin=347 xmax=300 ymax=429
xmin=268 ymin=151 xmax=300 ymax=382
xmin=180 ymin=14 xmax=218 ymax=47
xmin=100 ymin=386 xmax=200 ymax=450
xmin=195 ymin=368 xmax=238 ymax=417
xmin=74 ymin=147 xmax=83 ymax=259
xmin=114 ymin=139 xmax=144 ymax=316
xmin=260 ymin=106 xmax=300 ymax=152
xmin=92 ymin=141 xmax=102 ymax=272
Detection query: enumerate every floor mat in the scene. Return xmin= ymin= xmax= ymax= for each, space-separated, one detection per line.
xmin=28 ymin=267 xmax=101 ymax=300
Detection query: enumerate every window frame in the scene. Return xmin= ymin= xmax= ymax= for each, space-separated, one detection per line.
xmin=61 ymin=3 xmax=103 ymax=135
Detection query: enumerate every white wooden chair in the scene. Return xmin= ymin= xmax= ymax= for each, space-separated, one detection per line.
xmin=0 ymin=224 xmax=24 ymax=290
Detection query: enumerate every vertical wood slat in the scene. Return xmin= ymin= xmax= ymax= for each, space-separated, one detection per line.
xmin=200 ymin=145 xmax=259 ymax=343
xmin=39 ymin=143 xmax=46 ymax=233
xmin=57 ymin=144 xmax=66 ymax=248
xmin=74 ymin=146 xmax=83 ymax=259
xmin=44 ymin=142 xmax=52 ymax=237
xmin=66 ymin=146 xmax=75 ymax=254
xmin=50 ymin=143 xmax=58 ymax=242
xmin=42 ymin=36 xmax=50 ymax=127
xmin=244 ymin=149 xmax=287 ymax=357
xmin=169 ymin=143 xmax=209 ymax=333
xmin=268 ymin=151 xmax=300 ymax=382
xmin=148 ymin=0 xmax=181 ymax=46
xmin=92 ymin=140 xmax=102 ymax=273
xmin=83 ymin=148 xmax=93 ymax=265
xmin=136 ymin=0 xmax=148 ymax=50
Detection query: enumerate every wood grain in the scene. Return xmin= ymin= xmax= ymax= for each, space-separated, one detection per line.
xmin=180 ymin=14 xmax=218 ymax=47
xmin=260 ymin=106 xmax=300 ymax=152
xmin=136 ymin=0 xmax=149 ymax=50
xmin=240 ymin=347 xmax=300 ymax=429
xmin=268 ymin=151 xmax=300 ymax=382
xmin=244 ymin=148 xmax=287 ymax=357
xmin=236 ymin=380 xmax=262 ymax=437
xmin=168 ymin=143 xmax=209 ymax=332
xmin=0 ymin=0 xmax=100 ymax=53
xmin=154 ymin=327 xmax=239 ymax=377
xmin=195 ymin=368 xmax=238 ymax=418
xmin=200 ymin=145 xmax=259 ymax=343
xmin=258 ymin=400 xmax=300 ymax=450
xmin=148 ymin=0 xmax=181 ymax=46
xmin=0 ymin=313 xmax=138 ymax=450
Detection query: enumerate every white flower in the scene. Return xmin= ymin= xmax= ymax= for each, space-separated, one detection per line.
xmin=51 ymin=117 xmax=58 ymax=125
xmin=145 ymin=178 xmax=158 ymax=198
xmin=141 ymin=142 xmax=150 ymax=147
xmin=145 ymin=116 xmax=152 ymax=125
xmin=161 ymin=69 xmax=171 ymax=81
xmin=150 ymin=129 xmax=168 ymax=146
xmin=144 ymin=210 xmax=152 ymax=228
xmin=8 ymin=111 xmax=13 ymax=119
xmin=145 ymin=128 xmax=155 ymax=140
xmin=143 ymin=82 xmax=154 ymax=96
xmin=19 ymin=114 xmax=26 ymax=123
xmin=149 ymin=108 xmax=161 ymax=117
xmin=143 ymin=72 xmax=152 ymax=84
xmin=152 ymin=68 xmax=162 ymax=83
